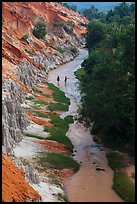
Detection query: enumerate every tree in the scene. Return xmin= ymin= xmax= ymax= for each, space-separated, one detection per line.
xmin=77 ymin=5 xmax=135 ymax=151
xmin=82 ymin=5 xmax=105 ymax=21
xmin=85 ymin=20 xmax=106 ymax=50
xmin=32 ymin=22 xmax=47 ymax=39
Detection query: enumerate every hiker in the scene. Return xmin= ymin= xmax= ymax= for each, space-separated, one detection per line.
xmin=64 ymin=76 xmax=67 ymax=85
xmin=57 ymin=76 xmax=60 ymax=85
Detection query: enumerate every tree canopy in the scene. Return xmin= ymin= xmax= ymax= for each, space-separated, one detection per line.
xmin=78 ymin=2 xmax=135 ymax=152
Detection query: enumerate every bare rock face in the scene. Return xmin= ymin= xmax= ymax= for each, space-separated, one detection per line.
xmin=25 ymin=164 xmax=40 ymax=184
xmin=2 ymin=80 xmax=27 ymax=152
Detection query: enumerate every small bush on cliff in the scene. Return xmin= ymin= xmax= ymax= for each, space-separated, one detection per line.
xmin=21 ymin=34 xmax=29 ymax=41
xmin=57 ymin=47 xmax=64 ymax=54
xmin=32 ymin=22 xmax=47 ymax=39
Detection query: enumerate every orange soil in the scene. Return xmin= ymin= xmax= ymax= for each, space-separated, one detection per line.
xmin=2 ymin=154 xmax=41 ymax=202
xmin=35 ymin=85 xmax=54 ymax=96
xmin=33 ymin=93 xmax=55 ymax=103
xmin=34 ymin=140 xmax=71 ymax=156
xmin=25 ymin=111 xmax=53 ymax=127
xmin=55 ymin=168 xmax=74 ymax=184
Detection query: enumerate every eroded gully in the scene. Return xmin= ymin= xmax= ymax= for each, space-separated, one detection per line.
xmin=48 ymin=48 xmax=124 ymax=202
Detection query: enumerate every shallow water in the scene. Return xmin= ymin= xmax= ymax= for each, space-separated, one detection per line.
xmin=48 ymin=48 xmax=123 ymax=202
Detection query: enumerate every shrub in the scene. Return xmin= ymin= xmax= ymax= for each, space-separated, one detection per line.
xmin=113 ymin=172 xmax=135 ymax=202
xmin=74 ymin=68 xmax=85 ymax=80
xmin=47 ymin=83 xmax=70 ymax=105
xmin=32 ymin=22 xmax=47 ymax=39
xmin=21 ymin=34 xmax=29 ymax=41
xmin=106 ymin=152 xmax=126 ymax=170
xmin=57 ymin=47 xmax=64 ymax=54
xmin=48 ymin=102 xmax=68 ymax=111
xmin=64 ymin=115 xmax=74 ymax=124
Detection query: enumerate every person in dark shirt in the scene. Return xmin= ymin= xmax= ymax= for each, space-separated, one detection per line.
xmin=57 ymin=76 xmax=60 ymax=85
xmin=64 ymin=76 xmax=67 ymax=85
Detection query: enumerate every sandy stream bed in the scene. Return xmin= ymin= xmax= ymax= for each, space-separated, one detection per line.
xmin=48 ymin=48 xmax=124 ymax=202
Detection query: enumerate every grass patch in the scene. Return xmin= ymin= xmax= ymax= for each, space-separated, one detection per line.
xmin=64 ymin=115 xmax=74 ymax=124
xmin=33 ymin=99 xmax=48 ymax=106
xmin=74 ymin=68 xmax=85 ymax=80
xmin=33 ymin=90 xmax=52 ymax=98
xmin=106 ymin=152 xmax=126 ymax=170
xmin=30 ymin=105 xmax=40 ymax=110
xmin=45 ymin=113 xmax=69 ymax=131
xmin=25 ymin=133 xmax=47 ymax=140
xmin=43 ymin=113 xmax=73 ymax=150
xmin=47 ymin=83 xmax=70 ymax=105
xmin=46 ymin=135 xmax=74 ymax=151
xmin=106 ymin=151 xmax=135 ymax=202
xmin=48 ymin=102 xmax=69 ymax=111
xmin=45 ymin=152 xmax=80 ymax=172
xmin=32 ymin=110 xmax=49 ymax=118
xmin=113 ymin=172 xmax=135 ymax=202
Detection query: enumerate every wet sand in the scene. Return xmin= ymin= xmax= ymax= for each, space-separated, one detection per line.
xmin=48 ymin=48 xmax=124 ymax=202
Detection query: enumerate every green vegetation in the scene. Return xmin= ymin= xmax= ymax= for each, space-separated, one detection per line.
xmin=33 ymin=90 xmax=51 ymax=98
xmin=113 ymin=172 xmax=135 ymax=202
xmin=46 ymin=135 xmax=73 ymax=150
xmin=57 ymin=47 xmax=64 ymax=54
xmin=30 ymin=83 xmax=70 ymax=112
xmin=64 ymin=115 xmax=74 ymax=124
xmin=31 ymin=111 xmax=73 ymax=150
xmin=57 ymin=193 xmax=69 ymax=202
xmin=21 ymin=34 xmax=29 ymax=41
xmin=38 ymin=152 xmax=80 ymax=172
xmin=77 ymin=4 xmax=135 ymax=201
xmin=68 ymin=20 xmax=75 ymax=28
xmin=25 ymin=133 xmax=47 ymax=140
xmin=106 ymin=152 xmax=126 ymax=170
xmin=32 ymin=22 xmax=47 ymax=39
xmin=33 ymin=99 xmax=48 ymax=106
xmin=61 ymin=3 xmax=77 ymax=12
xmin=82 ymin=5 xmax=105 ymax=21
xmin=74 ymin=68 xmax=85 ymax=80
xmin=47 ymin=83 xmax=70 ymax=105
xmin=106 ymin=151 xmax=135 ymax=202
xmin=77 ymin=2 xmax=135 ymax=152
xmin=44 ymin=113 xmax=74 ymax=150
xmin=48 ymin=102 xmax=68 ymax=111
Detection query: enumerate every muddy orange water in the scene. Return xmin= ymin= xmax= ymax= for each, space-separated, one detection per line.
xmin=48 ymin=48 xmax=124 ymax=202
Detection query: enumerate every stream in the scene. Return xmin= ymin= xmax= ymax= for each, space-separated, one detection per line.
xmin=48 ymin=48 xmax=123 ymax=202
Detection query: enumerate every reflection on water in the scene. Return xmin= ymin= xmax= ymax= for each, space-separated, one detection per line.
xmin=48 ymin=48 xmax=123 ymax=202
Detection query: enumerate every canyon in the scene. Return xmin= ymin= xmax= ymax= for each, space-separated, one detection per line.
xmin=2 ymin=2 xmax=88 ymax=202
